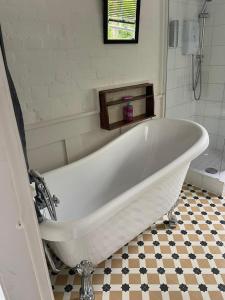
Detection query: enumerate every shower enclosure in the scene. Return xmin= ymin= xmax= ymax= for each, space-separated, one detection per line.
xmin=166 ymin=0 xmax=225 ymax=194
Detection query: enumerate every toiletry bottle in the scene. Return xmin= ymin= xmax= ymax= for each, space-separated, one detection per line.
xmin=123 ymin=104 xmax=128 ymax=122
xmin=126 ymin=102 xmax=133 ymax=122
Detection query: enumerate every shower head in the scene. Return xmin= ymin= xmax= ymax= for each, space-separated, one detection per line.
xmin=200 ymin=0 xmax=212 ymax=17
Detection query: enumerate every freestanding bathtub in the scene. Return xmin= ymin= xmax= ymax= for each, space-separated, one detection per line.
xmin=40 ymin=118 xmax=208 ymax=297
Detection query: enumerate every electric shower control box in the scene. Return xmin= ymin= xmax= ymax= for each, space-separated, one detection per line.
xmin=182 ymin=20 xmax=200 ymax=55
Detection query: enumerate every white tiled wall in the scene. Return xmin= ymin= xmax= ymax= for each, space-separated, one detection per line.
xmin=167 ymin=0 xmax=225 ymax=155
xmin=0 ymin=0 xmax=165 ymax=172
xmin=166 ymin=0 xmax=200 ymax=119
xmin=194 ymin=0 xmax=225 ymax=152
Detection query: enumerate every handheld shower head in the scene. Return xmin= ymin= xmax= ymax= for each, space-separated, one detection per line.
xmin=200 ymin=0 xmax=212 ymax=15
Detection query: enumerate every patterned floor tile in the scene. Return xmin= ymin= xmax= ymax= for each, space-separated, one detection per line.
xmin=51 ymin=183 xmax=225 ymax=299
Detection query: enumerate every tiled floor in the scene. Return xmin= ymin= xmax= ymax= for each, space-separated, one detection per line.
xmin=51 ymin=183 xmax=225 ymax=300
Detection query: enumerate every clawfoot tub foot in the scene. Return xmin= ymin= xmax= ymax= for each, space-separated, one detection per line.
xmin=76 ymin=260 xmax=95 ymax=300
xmin=167 ymin=199 xmax=179 ymax=229
xmin=168 ymin=212 xmax=178 ymax=229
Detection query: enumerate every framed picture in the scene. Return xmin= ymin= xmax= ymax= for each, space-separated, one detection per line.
xmin=103 ymin=0 xmax=141 ymax=44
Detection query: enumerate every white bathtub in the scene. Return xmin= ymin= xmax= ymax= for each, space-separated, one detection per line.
xmin=40 ymin=119 xmax=208 ymax=267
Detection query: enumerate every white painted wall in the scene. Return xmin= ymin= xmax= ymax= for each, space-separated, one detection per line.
xmin=166 ymin=0 xmax=201 ymax=120
xmin=0 ymin=0 xmax=166 ymax=172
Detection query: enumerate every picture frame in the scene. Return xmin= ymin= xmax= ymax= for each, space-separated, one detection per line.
xmin=103 ymin=0 xmax=141 ymax=44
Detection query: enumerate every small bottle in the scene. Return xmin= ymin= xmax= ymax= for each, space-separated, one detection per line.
xmin=126 ymin=102 xmax=133 ymax=122
xmin=123 ymin=104 xmax=128 ymax=122
xmin=123 ymin=101 xmax=133 ymax=122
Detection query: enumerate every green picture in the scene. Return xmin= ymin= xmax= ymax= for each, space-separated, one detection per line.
xmin=108 ymin=0 xmax=138 ymax=40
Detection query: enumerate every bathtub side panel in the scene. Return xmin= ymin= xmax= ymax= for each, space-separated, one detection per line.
xmin=50 ymin=163 xmax=189 ymax=267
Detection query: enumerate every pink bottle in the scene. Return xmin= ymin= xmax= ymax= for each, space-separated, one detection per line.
xmin=123 ymin=101 xmax=133 ymax=122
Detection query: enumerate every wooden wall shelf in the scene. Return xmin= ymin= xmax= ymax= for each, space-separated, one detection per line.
xmin=99 ymin=83 xmax=155 ymax=130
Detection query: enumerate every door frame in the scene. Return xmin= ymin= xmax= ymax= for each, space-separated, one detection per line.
xmin=0 ymin=49 xmax=54 ymax=299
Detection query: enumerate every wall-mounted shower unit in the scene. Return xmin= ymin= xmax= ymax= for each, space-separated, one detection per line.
xmin=182 ymin=21 xmax=199 ymax=55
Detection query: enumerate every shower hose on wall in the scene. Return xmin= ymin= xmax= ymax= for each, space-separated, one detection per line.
xmin=192 ymin=0 xmax=212 ymax=101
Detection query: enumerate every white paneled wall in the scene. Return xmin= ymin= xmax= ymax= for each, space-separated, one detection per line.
xmin=0 ymin=0 xmax=166 ymax=172
xmin=25 ymin=93 xmax=163 ymax=172
xmin=194 ymin=0 xmax=225 ymax=151
xmin=166 ymin=0 xmax=200 ymax=119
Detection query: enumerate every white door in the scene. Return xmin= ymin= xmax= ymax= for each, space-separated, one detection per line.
xmin=0 ymin=49 xmax=54 ymax=300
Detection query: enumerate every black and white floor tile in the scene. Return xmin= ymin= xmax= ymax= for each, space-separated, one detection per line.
xmin=51 ymin=183 xmax=225 ymax=300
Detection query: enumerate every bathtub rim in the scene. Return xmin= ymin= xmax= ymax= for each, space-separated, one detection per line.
xmin=40 ymin=118 xmax=209 ymax=241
